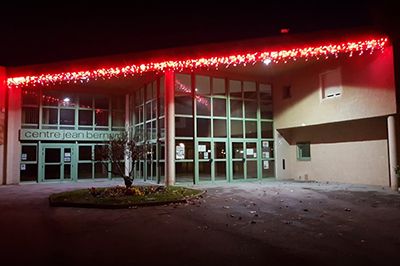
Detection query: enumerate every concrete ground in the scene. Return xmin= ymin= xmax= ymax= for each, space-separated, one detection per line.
xmin=0 ymin=180 xmax=399 ymax=266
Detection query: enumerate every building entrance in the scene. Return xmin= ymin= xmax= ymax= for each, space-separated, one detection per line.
xmin=38 ymin=143 xmax=77 ymax=181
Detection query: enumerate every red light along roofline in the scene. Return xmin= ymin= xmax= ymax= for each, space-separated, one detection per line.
xmin=7 ymin=36 xmax=389 ymax=89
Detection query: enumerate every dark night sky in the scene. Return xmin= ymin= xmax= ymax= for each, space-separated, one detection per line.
xmin=0 ymin=2 xmax=398 ymax=67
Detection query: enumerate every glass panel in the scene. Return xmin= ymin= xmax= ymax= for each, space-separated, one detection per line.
xmin=260 ymin=83 xmax=272 ymax=100
xmin=199 ymin=162 xmax=211 ymax=181
xmin=135 ymin=88 xmax=144 ymax=105
xmin=230 ymin=99 xmax=242 ymax=117
xmin=20 ymin=164 xmax=37 ymax=182
xmin=45 ymin=165 xmax=60 ymax=179
xmin=22 ymin=89 xmax=39 ymax=105
xmin=42 ymin=108 xmax=58 ymax=124
xmin=198 ymin=142 xmax=211 ymax=159
xmin=247 ymin=161 xmax=258 ymax=179
xmin=175 ymin=74 xmax=192 ymax=95
xmin=244 ymin=101 xmax=257 ymax=118
xmin=79 ymin=110 xmax=93 ymax=125
xmin=232 ymin=143 xmax=243 ymax=159
xmin=95 ymin=162 xmax=109 ymax=178
xmin=175 ymin=162 xmax=194 ymax=183
xmin=64 ymin=164 xmax=71 ymax=179
xmin=94 ymin=145 xmax=106 ymax=161
xmin=22 ymin=107 xmax=39 ymax=124
xmin=229 ymin=80 xmax=241 ymax=97
xmin=60 ymin=109 xmax=75 ymax=125
xmin=159 ymin=118 xmax=165 ymax=138
xmin=146 ymin=103 xmax=152 ymax=120
xmin=232 ymin=161 xmax=244 ymax=180
xmin=79 ymin=146 xmax=92 ymax=161
xmin=78 ymin=163 xmax=92 ymax=179
xmin=79 ymin=95 xmax=93 ymax=108
xmin=175 ymin=95 xmax=193 ymax=115
xmin=95 ymin=110 xmax=109 ymax=126
xmin=261 ymin=103 xmax=273 ymax=119
xmin=45 ymin=148 xmax=60 ymax=163
xmin=231 ymin=120 xmax=243 ymax=138
xmin=246 ymin=143 xmax=257 ymax=159
xmin=214 ymin=161 xmax=226 ymax=181
xmin=112 ymin=96 xmax=125 ymax=110
xmin=64 ymin=148 xmax=71 ymax=163
xmin=245 ymin=121 xmax=257 ymax=138
xmin=195 ymin=75 xmax=210 ymax=95
xmin=214 ymin=142 xmax=226 ymax=159
xmin=262 ymin=141 xmax=274 ymax=159
xmin=135 ymin=106 xmax=143 ymax=124
xmin=261 ymin=122 xmax=273 ymax=138
xmin=175 ymin=117 xmax=193 ymax=137
xmin=159 ymin=162 xmax=165 ymax=183
xmin=196 ymin=97 xmax=211 ymax=116
xmin=42 ymin=91 xmax=61 ymax=106
xmin=175 ymin=141 xmax=194 ymax=160
xmin=151 ymin=120 xmax=157 ymax=139
xmin=213 ymin=119 xmax=226 ymax=137
xmin=197 ymin=118 xmax=211 ymax=137
xmin=159 ymin=97 xmax=164 ymax=116
xmin=145 ymin=83 xmax=153 ymax=101
xmin=59 ymin=95 xmax=76 ymax=107
xmin=213 ymin=98 xmax=226 ymax=117
xmin=262 ymin=160 xmax=275 ymax=177
xmin=243 ymin=81 xmax=257 ymax=99
xmin=95 ymin=96 xmax=109 ymax=109
xmin=21 ymin=146 xmax=36 ymax=161
xmin=212 ymin=77 xmax=225 ymax=95
xmin=112 ymin=111 xmax=125 ymax=127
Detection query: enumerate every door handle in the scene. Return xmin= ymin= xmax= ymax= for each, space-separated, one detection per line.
xmin=209 ymin=158 xmax=213 ymax=163
xmin=242 ymin=158 xmax=246 ymax=162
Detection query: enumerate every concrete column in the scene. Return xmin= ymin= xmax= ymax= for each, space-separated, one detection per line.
xmin=124 ymin=93 xmax=131 ymax=177
xmin=5 ymin=82 xmax=21 ymax=184
xmin=164 ymin=71 xmax=175 ymax=185
xmin=387 ymin=115 xmax=398 ymax=191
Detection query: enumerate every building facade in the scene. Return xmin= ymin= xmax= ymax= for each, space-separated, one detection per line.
xmin=0 ymin=29 xmax=398 ymax=190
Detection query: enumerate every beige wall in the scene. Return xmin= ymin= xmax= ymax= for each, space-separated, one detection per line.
xmin=275 ymin=117 xmax=390 ymax=186
xmin=273 ymin=46 xmax=396 ymax=129
xmin=272 ymin=45 xmax=395 ymax=187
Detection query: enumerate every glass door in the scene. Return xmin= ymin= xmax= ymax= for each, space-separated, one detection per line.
xmin=230 ymin=141 xmax=259 ymax=181
xmin=195 ymin=140 xmax=227 ymax=183
xmin=39 ymin=144 xmax=77 ymax=181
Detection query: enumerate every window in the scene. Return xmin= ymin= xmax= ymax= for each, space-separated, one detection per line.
xmin=320 ymin=68 xmax=342 ymax=99
xmin=297 ymin=142 xmax=311 ymax=161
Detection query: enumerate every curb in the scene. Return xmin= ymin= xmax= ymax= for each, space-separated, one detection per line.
xmin=49 ymin=190 xmax=206 ymax=209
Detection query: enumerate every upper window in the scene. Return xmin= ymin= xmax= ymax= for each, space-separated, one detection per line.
xmin=320 ymin=68 xmax=342 ymax=99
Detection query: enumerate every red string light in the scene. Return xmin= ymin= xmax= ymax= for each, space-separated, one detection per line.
xmin=8 ymin=37 xmax=388 ymax=89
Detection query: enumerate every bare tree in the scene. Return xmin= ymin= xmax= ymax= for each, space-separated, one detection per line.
xmin=96 ymin=132 xmax=147 ymax=188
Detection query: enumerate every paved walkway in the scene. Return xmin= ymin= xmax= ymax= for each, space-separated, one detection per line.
xmin=0 ymin=180 xmax=399 ymax=266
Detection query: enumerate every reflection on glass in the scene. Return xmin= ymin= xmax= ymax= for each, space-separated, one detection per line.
xmin=261 ymin=122 xmax=273 ymax=138
xmin=176 ymin=162 xmax=194 ymax=182
xmin=247 ymin=161 xmax=257 ymax=179
xmin=95 ymin=110 xmax=109 ymax=127
xmin=245 ymin=101 xmax=257 ymax=118
xmin=230 ymin=99 xmax=243 ymax=117
xmin=199 ymin=162 xmax=211 ymax=181
xmin=214 ymin=142 xmax=226 ymax=159
xmin=175 ymin=74 xmax=192 ymax=95
xmin=196 ymin=97 xmax=211 ymax=116
xmin=175 ymin=95 xmax=193 ymax=115
xmin=42 ymin=108 xmax=58 ymax=124
xmin=195 ymin=75 xmax=211 ymax=95
xmin=60 ymin=109 xmax=75 ymax=125
xmin=213 ymin=98 xmax=226 ymax=117
xmin=233 ymin=161 xmax=244 ymax=179
xmin=245 ymin=121 xmax=257 ymax=138
xmin=197 ymin=118 xmax=211 ymax=137
xmin=231 ymin=120 xmax=243 ymax=138
xmin=213 ymin=78 xmax=225 ymax=95
xmin=79 ymin=146 xmax=92 ymax=161
xmin=229 ymin=80 xmax=241 ymax=97
xmin=262 ymin=160 xmax=275 ymax=178
xmin=215 ymin=161 xmax=226 ymax=181
xmin=213 ymin=119 xmax=226 ymax=137
xmin=232 ymin=143 xmax=243 ymax=158
xmin=243 ymin=81 xmax=257 ymax=99
xmin=79 ymin=110 xmax=93 ymax=125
